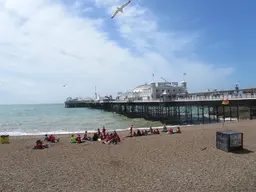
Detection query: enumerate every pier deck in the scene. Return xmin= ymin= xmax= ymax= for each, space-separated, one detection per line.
xmin=64 ymin=94 xmax=256 ymax=125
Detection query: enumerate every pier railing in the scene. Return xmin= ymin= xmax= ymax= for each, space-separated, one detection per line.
xmin=176 ymin=93 xmax=256 ymax=101
xmin=66 ymin=93 xmax=256 ymax=104
xmin=111 ymin=93 xmax=256 ymax=103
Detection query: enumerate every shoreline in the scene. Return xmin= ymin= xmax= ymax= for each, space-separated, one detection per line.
xmin=4 ymin=124 xmax=192 ymax=138
xmin=3 ymin=120 xmax=241 ymax=139
xmin=0 ymin=118 xmax=238 ymax=137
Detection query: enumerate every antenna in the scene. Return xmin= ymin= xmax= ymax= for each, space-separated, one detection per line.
xmin=95 ymin=86 xmax=97 ymax=99
xmin=183 ymin=73 xmax=186 ymax=81
xmin=152 ymin=73 xmax=155 ymax=83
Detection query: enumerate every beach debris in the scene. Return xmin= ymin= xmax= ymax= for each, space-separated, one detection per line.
xmin=201 ymin=147 xmax=207 ymax=151
xmin=111 ymin=0 xmax=131 ymax=19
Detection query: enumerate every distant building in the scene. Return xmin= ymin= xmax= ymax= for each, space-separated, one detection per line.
xmin=117 ymin=81 xmax=187 ymax=101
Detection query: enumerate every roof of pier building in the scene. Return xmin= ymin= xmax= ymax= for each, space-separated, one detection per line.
xmin=132 ymin=84 xmax=151 ymax=93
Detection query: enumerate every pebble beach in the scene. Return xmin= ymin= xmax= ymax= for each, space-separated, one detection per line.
xmin=1 ymin=120 xmax=256 ymax=192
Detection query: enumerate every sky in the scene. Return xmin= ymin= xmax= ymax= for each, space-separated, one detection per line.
xmin=0 ymin=0 xmax=256 ymax=104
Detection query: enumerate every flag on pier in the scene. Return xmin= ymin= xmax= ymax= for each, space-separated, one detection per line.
xmin=222 ymin=99 xmax=229 ymax=105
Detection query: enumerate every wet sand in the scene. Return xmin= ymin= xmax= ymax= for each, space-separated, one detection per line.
xmin=1 ymin=120 xmax=256 ymax=192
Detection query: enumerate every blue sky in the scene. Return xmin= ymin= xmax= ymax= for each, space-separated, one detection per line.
xmin=0 ymin=0 xmax=255 ymax=104
xmin=147 ymin=0 xmax=256 ymax=85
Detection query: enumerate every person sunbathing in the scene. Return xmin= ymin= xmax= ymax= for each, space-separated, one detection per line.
xmin=76 ymin=134 xmax=83 ymax=143
xmin=100 ymin=132 xmax=106 ymax=140
xmin=154 ymin=129 xmax=160 ymax=134
xmin=92 ymin=133 xmax=99 ymax=141
xmin=97 ymin=128 xmax=101 ymax=136
xmin=136 ymin=129 xmax=142 ymax=136
xmin=176 ymin=127 xmax=181 ymax=133
xmin=48 ymin=135 xmax=60 ymax=143
xmin=71 ymin=135 xmax=77 ymax=143
xmin=103 ymin=134 xmax=114 ymax=144
xmin=34 ymin=140 xmax=48 ymax=149
xmin=113 ymin=131 xmax=121 ymax=142
xmin=168 ymin=128 xmax=174 ymax=134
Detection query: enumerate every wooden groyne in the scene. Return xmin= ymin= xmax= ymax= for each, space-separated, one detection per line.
xmin=64 ymin=98 xmax=256 ymax=124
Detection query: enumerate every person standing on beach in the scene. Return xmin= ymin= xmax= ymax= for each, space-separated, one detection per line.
xmin=129 ymin=124 xmax=133 ymax=135
xmin=102 ymin=126 xmax=106 ymax=137
xmin=162 ymin=125 xmax=168 ymax=132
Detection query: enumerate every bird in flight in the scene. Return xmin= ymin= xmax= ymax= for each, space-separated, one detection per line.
xmin=63 ymin=84 xmax=67 ymax=87
xmin=111 ymin=0 xmax=131 ymax=19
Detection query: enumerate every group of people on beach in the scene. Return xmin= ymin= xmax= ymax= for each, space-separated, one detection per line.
xmin=162 ymin=125 xmax=181 ymax=134
xmin=34 ymin=134 xmax=60 ymax=149
xmin=71 ymin=127 xmax=121 ymax=145
xmin=33 ymin=125 xmax=182 ymax=149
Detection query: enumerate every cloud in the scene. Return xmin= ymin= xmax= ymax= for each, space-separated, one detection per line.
xmin=0 ymin=0 xmax=234 ymax=104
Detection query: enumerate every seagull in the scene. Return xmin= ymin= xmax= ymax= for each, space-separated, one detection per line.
xmin=63 ymin=84 xmax=67 ymax=87
xmin=111 ymin=0 xmax=131 ymax=19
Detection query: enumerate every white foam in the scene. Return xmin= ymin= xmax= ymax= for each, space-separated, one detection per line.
xmin=0 ymin=124 xmax=194 ymax=136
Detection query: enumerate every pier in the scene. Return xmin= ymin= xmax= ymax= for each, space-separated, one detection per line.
xmin=64 ymin=93 xmax=256 ymax=124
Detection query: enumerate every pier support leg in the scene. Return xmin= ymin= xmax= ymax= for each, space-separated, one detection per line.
xmin=223 ymin=106 xmax=226 ymax=123
xmin=208 ymin=106 xmax=211 ymax=124
xmin=197 ymin=106 xmax=200 ymax=121
xmin=202 ymin=106 xmax=204 ymax=124
xmin=250 ymin=105 xmax=253 ymax=120
xmin=190 ymin=106 xmax=193 ymax=124
xmin=178 ymin=106 xmax=181 ymax=123
xmin=216 ymin=106 xmax=219 ymax=123
xmin=236 ymin=104 xmax=239 ymax=121
xmin=229 ymin=105 xmax=232 ymax=121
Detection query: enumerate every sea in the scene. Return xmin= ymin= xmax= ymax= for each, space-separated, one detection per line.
xmin=0 ymin=104 xmax=167 ymax=136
